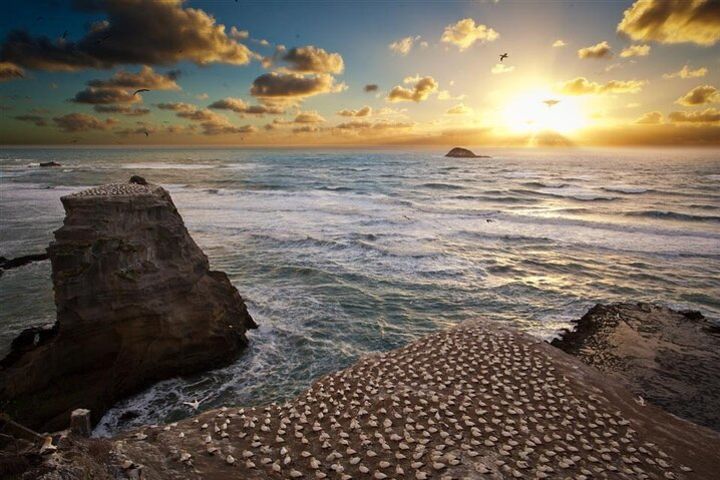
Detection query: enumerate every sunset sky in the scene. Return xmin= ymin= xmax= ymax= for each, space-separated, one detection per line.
xmin=0 ymin=0 xmax=719 ymax=146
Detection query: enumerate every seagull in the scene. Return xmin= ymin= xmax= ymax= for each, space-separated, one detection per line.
xmin=143 ymin=130 xmax=149 ymax=137
xmin=133 ymin=88 xmax=150 ymax=96
xmin=543 ymin=99 xmax=560 ymax=108
xmin=499 ymin=53 xmax=508 ymax=62
xmin=183 ymin=399 xmax=202 ymax=410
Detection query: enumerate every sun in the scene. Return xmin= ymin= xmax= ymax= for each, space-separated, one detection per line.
xmin=502 ymin=89 xmax=588 ymax=134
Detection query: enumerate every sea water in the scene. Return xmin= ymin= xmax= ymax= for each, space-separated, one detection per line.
xmin=0 ymin=147 xmax=718 ymax=435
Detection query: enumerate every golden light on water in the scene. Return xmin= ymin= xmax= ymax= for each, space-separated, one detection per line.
xmin=502 ymin=90 xmax=588 ymax=135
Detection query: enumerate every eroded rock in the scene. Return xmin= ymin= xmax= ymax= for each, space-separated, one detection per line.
xmin=0 ymin=180 xmax=257 ymax=431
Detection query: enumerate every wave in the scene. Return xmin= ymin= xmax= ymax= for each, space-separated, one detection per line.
xmin=318 ymin=186 xmax=354 ymax=192
xmin=521 ymin=181 xmax=568 ymax=189
xmin=419 ymin=182 xmax=465 ymax=190
xmin=512 ymin=187 xmax=618 ymax=202
xmin=601 ymin=186 xmax=650 ymax=194
xmin=625 ymin=210 xmax=720 ymax=223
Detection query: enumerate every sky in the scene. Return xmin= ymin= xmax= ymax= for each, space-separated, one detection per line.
xmin=0 ymin=0 xmax=719 ymax=147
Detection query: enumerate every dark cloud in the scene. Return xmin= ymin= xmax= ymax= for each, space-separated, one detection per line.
xmin=675 ymin=85 xmax=719 ymax=106
xmin=208 ymin=97 xmax=284 ymax=115
xmin=250 ymin=72 xmax=345 ymax=103
xmin=157 ymin=101 xmax=254 ymax=135
xmin=364 ymin=84 xmax=378 ymax=93
xmin=0 ymin=0 xmax=255 ymax=71
xmin=53 ymin=112 xmax=117 ymax=132
xmin=618 ymin=0 xmax=720 ymax=46
xmin=292 ymin=125 xmax=321 ymax=133
xmin=87 ymin=66 xmax=180 ymax=90
xmin=668 ymin=108 xmax=720 ymax=124
xmin=0 ymin=61 xmax=24 ymax=81
xmin=280 ymin=46 xmax=344 ymax=74
xmin=387 ymin=76 xmax=438 ymax=102
xmin=335 ymin=120 xmax=414 ymax=130
xmin=94 ymin=105 xmax=150 ymax=116
xmin=72 ymin=86 xmax=140 ymax=104
xmin=14 ymin=114 xmax=47 ymax=126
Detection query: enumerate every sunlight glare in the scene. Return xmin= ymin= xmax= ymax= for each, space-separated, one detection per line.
xmin=502 ymin=89 xmax=587 ymax=134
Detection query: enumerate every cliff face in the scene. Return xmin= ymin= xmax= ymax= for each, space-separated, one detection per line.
xmin=0 ymin=181 xmax=256 ymax=431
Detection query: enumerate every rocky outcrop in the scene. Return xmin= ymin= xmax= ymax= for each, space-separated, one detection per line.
xmin=0 ymin=180 xmax=257 ymax=432
xmin=0 ymin=252 xmax=49 ymax=276
xmin=11 ymin=321 xmax=720 ymax=480
xmin=552 ymin=302 xmax=720 ymax=432
xmin=445 ymin=147 xmax=490 ymax=158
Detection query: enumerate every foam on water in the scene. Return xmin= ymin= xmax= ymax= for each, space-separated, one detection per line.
xmin=0 ymin=146 xmax=718 ymax=436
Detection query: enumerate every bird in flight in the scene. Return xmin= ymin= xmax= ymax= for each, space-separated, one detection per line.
xmin=543 ymin=99 xmax=560 ymax=108
xmin=183 ymin=399 xmax=202 ymax=410
xmin=133 ymin=88 xmax=150 ymax=96
xmin=499 ymin=53 xmax=508 ymax=62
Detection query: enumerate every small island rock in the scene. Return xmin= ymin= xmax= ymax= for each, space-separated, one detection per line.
xmin=444 ymin=147 xmax=490 ymax=158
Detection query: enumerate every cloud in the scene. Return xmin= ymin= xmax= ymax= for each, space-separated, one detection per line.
xmin=156 ymin=102 xmax=197 ymax=113
xmin=446 ymin=103 xmax=473 ymax=115
xmin=387 ymin=75 xmax=438 ymax=102
xmin=195 ymin=93 xmax=209 ymax=100
xmin=491 ymin=63 xmax=514 ymax=74
xmin=14 ymin=114 xmax=47 ymax=126
xmin=0 ymin=61 xmax=24 ymax=81
xmin=577 ymin=41 xmax=613 ymax=59
xmin=72 ymin=86 xmax=141 ymax=104
xmin=617 ymin=0 xmax=720 ymax=46
xmin=663 ymin=65 xmax=708 ymax=79
xmin=280 ymin=46 xmax=344 ymax=74
xmin=559 ymin=77 xmax=647 ymax=95
xmin=209 ymin=97 xmax=284 ymax=115
xmin=552 ymin=40 xmax=567 ymax=47
xmin=364 ymin=84 xmax=379 ymax=92
xmin=437 ymin=90 xmax=466 ymax=101
xmin=635 ymin=111 xmax=663 ymax=124
xmin=53 ymin=112 xmax=117 ymax=132
xmin=293 ymin=125 xmax=321 ymax=134
xmin=675 ymin=85 xmax=719 ymax=106
xmin=619 ymin=44 xmax=650 ymax=57
xmin=389 ymin=36 xmax=420 ymax=55
xmin=157 ymin=101 xmax=254 ymax=135
xmin=93 ymin=105 xmax=150 ymax=116
xmin=230 ymin=27 xmax=249 ymax=40
xmin=250 ymin=72 xmax=345 ymax=103
xmin=441 ymin=18 xmax=499 ymax=50
xmin=338 ymin=106 xmax=372 ymax=117
xmin=0 ymin=0 xmax=255 ymax=71
xmin=335 ymin=120 xmax=414 ymax=131
xmin=293 ymin=111 xmax=326 ymax=123
xmin=668 ymin=108 xmax=720 ymax=124
xmin=87 ymin=66 xmax=181 ymax=90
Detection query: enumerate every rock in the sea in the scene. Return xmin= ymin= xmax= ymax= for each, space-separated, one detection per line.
xmin=552 ymin=302 xmax=720 ymax=432
xmin=129 ymin=175 xmax=147 ymax=185
xmin=39 ymin=161 xmax=61 ymax=167
xmin=0 ymin=179 xmax=257 ymax=431
xmin=444 ymin=147 xmax=490 ymax=158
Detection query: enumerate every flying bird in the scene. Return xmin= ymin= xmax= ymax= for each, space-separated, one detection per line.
xmin=133 ymin=88 xmax=150 ymax=96
xmin=499 ymin=53 xmax=508 ymax=62
xmin=543 ymin=99 xmax=560 ymax=108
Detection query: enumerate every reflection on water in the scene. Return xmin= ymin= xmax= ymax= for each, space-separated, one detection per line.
xmin=0 ymin=147 xmax=718 ymax=435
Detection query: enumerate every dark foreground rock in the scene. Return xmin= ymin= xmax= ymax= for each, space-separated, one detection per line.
xmin=0 ymin=252 xmax=49 ymax=272
xmin=39 ymin=162 xmax=61 ymax=167
xmin=445 ymin=147 xmax=490 ymax=158
xmin=0 ymin=180 xmax=257 ymax=432
xmin=552 ymin=302 xmax=720 ymax=432
xmin=11 ymin=321 xmax=720 ymax=480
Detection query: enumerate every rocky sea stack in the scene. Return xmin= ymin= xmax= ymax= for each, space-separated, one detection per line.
xmin=445 ymin=147 xmax=490 ymax=158
xmin=0 ymin=180 xmax=257 ymax=431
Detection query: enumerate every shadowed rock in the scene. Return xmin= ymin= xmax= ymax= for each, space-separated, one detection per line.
xmin=445 ymin=147 xmax=490 ymax=158
xmin=0 ymin=180 xmax=257 ymax=431
xmin=552 ymin=302 xmax=720 ymax=432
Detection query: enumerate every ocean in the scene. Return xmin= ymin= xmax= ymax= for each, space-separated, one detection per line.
xmin=1 ymin=147 xmax=718 ymax=436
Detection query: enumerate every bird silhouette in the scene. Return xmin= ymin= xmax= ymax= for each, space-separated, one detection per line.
xmin=543 ymin=99 xmax=560 ymax=108
xmin=499 ymin=53 xmax=508 ymax=62
xmin=133 ymin=88 xmax=150 ymax=96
